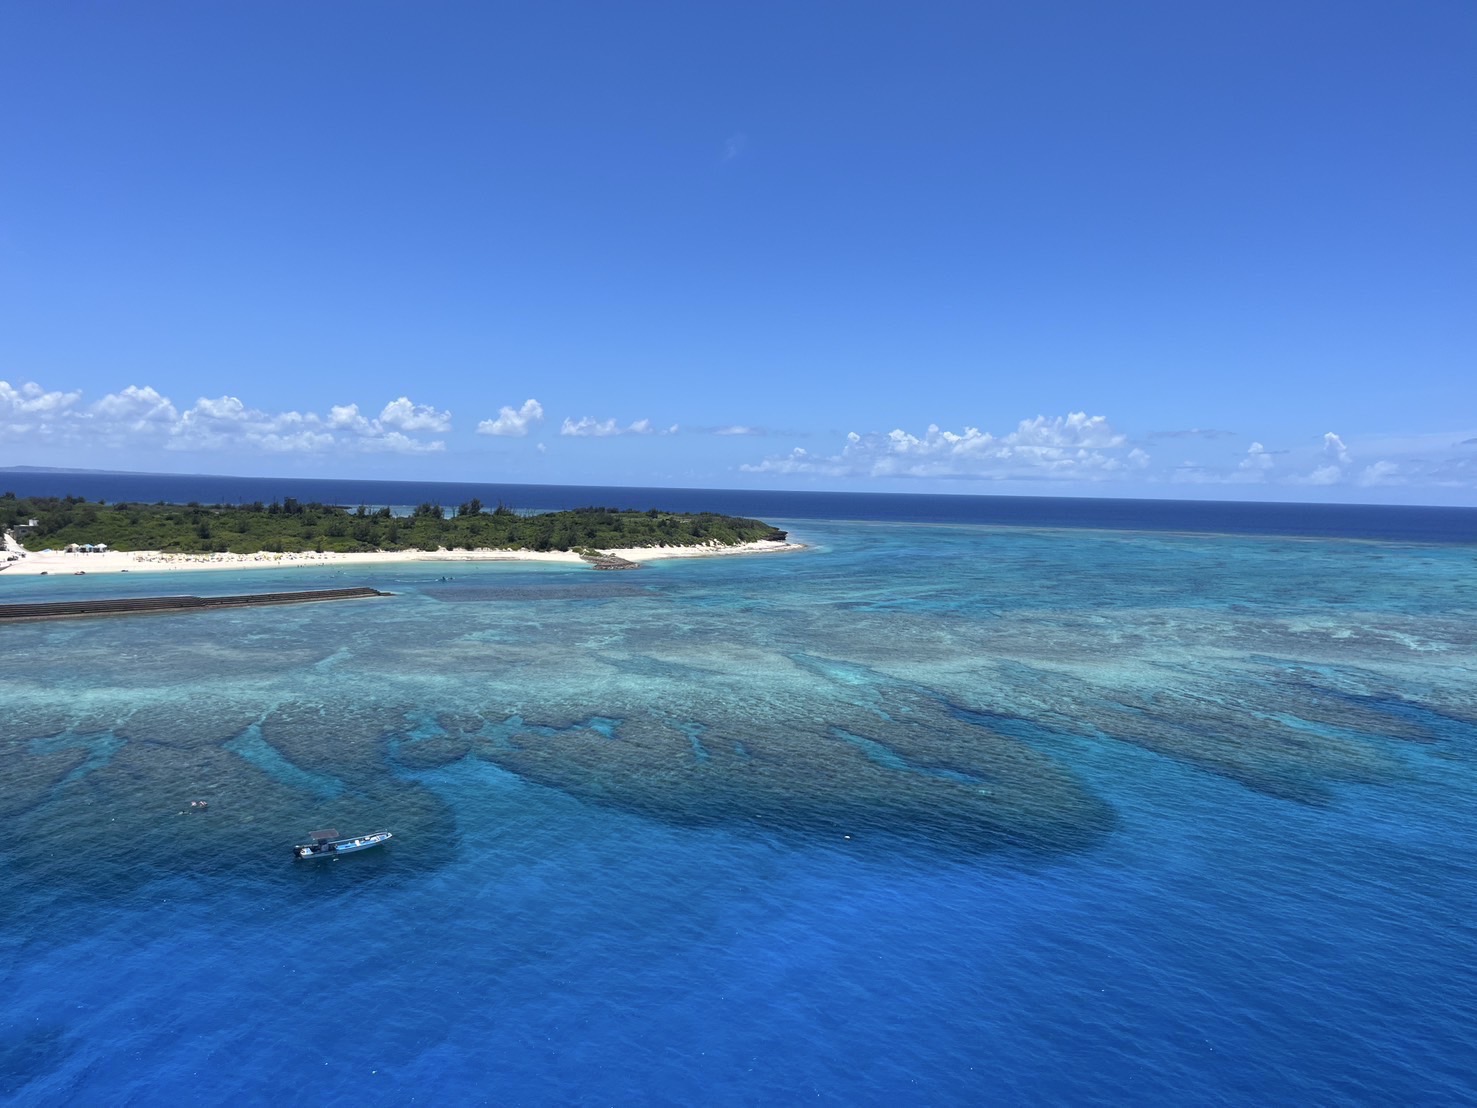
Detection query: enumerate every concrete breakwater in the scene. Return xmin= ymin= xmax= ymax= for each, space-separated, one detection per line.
xmin=582 ymin=553 xmax=641 ymax=570
xmin=0 ymin=587 xmax=390 ymax=622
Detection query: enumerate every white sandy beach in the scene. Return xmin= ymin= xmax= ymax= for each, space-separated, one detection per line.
xmin=0 ymin=532 xmax=804 ymax=577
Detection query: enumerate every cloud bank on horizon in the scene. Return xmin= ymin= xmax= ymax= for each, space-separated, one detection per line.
xmin=4 ymin=378 xmax=1473 ymax=502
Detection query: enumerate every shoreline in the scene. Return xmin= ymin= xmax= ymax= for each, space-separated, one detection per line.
xmin=0 ymin=537 xmax=805 ymax=577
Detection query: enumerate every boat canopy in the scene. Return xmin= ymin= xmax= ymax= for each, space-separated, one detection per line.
xmin=308 ymin=829 xmax=339 ymax=842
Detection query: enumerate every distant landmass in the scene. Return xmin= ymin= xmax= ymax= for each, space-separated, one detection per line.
xmin=1 ymin=465 xmax=200 ymax=476
xmin=4 ymin=494 xmax=788 ymax=556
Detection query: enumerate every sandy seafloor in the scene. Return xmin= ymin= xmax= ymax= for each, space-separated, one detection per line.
xmin=2 ymin=517 xmax=1476 ymax=1104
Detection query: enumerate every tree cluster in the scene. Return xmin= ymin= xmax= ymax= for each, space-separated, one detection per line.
xmin=1 ymin=493 xmax=787 ymax=556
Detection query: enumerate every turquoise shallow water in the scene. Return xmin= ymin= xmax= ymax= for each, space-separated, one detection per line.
xmin=3 ymin=518 xmax=1476 ymax=1104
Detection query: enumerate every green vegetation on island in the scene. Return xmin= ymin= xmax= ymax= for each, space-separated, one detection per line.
xmin=1 ymin=493 xmax=788 ymax=556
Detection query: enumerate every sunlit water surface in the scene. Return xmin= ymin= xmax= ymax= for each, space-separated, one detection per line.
xmin=3 ymin=519 xmax=1475 ymax=1104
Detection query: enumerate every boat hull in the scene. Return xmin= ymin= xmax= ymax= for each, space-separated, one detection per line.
xmin=293 ymin=830 xmax=392 ymax=860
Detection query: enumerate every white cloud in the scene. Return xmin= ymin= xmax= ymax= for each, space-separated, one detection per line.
xmin=1358 ymin=460 xmax=1401 ymax=486
xmin=477 ymin=398 xmax=544 ymax=437
xmin=1288 ymin=434 xmax=1352 ymax=486
xmin=1329 ymin=429 xmax=1477 ymax=489
xmin=1171 ymin=431 xmax=1470 ymax=491
xmin=1239 ymin=442 xmax=1274 ymax=474
xmin=1 ymin=379 xmax=447 ymax=455
xmin=561 ymin=416 xmax=620 ymax=437
xmin=92 ymin=385 xmax=178 ymax=430
xmin=2 ymin=380 xmax=84 ymax=443
xmin=181 ymin=393 xmax=447 ymax=453
xmin=722 ymin=133 xmax=747 ymax=162
xmin=560 ymin=416 xmax=670 ymax=437
xmin=1184 ymin=431 xmax=1375 ymax=489
xmin=328 ymin=403 xmax=370 ymax=432
xmin=743 ymin=412 xmax=1143 ymax=480
xmin=716 ymin=425 xmax=761 ymax=436
xmin=254 ymin=429 xmax=339 ymax=453
xmin=184 ymin=395 xmax=252 ymax=424
xmin=378 ymin=397 xmax=452 ymax=433
xmin=172 ymin=396 xmax=318 ymax=452
xmin=744 ymin=446 xmax=820 ymax=475
xmin=356 ymin=430 xmax=444 ymax=454
xmin=1 ymin=379 xmax=83 ymax=417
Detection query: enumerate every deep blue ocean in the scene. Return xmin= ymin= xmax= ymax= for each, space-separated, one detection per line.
xmin=3 ymin=473 xmax=1476 ymax=1105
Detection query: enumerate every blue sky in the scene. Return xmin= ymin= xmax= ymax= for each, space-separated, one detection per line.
xmin=1 ymin=2 xmax=1472 ymax=503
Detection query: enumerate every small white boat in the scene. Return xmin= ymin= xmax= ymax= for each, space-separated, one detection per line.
xmin=293 ymin=828 xmax=392 ymax=860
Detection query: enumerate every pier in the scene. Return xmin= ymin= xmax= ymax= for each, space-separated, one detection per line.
xmin=0 ymin=586 xmax=390 ymax=622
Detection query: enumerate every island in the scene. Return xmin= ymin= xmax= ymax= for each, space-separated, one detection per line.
xmin=1 ymin=494 xmax=800 ymax=576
